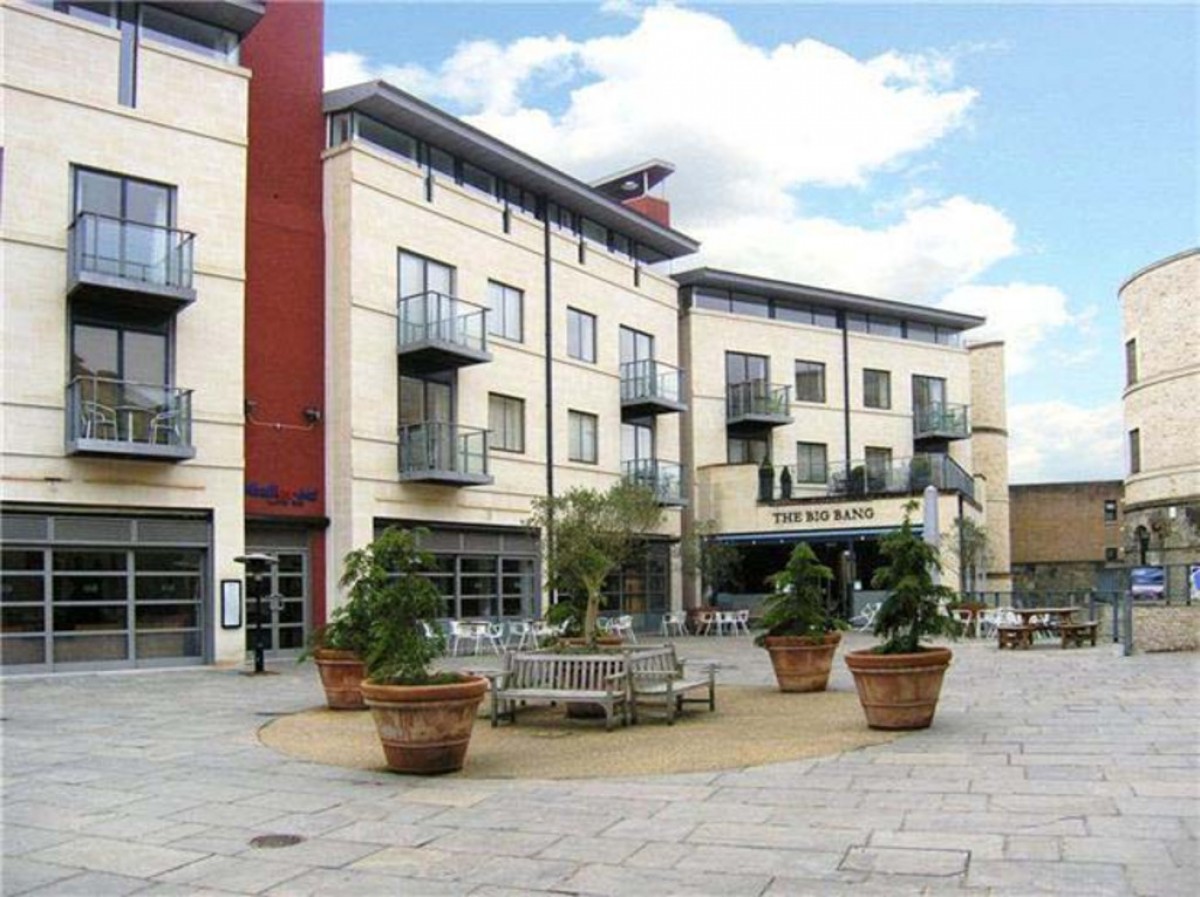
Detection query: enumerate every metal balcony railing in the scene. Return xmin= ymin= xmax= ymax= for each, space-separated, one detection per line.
xmin=622 ymin=459 xmax=686 ymax=505
xmin=726 ymin=380 xmax=792 ymax=426
xmin=66 ymin=376 xmax=194 ymax=460
xmin=914 ymin=401 xmax=970 ymax=440
xmin=757 ymin=453 xmax=975 ymax=502
xmin=68 ymin=212 xmax=195 ymax=300
xmin=620 ymin=360 xmax=685 ymax=412
xmin=398 ymin=421 xmax=492 ymax=485
xmin=397 ymin=291 xmax=490 ymax=367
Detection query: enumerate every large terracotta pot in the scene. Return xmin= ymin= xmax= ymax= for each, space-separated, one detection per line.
xmin=844 ymin=647 xmax=952 ymax=730
xmin=763 ymin=632 xmax=842 ymax=692
xmin=361 ymin=676 xmax=488 ymax=774
xmin=313 ymin=649 xmax=366 ymax=710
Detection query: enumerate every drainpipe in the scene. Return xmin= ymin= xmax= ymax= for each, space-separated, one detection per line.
xmin=840 ymin=312 xmax=852 ymax=472
xmin=542 ymin=199 xmax=556 ymax=605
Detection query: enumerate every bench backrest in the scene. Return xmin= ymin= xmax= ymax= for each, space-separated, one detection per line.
xmin=504 ymin=652 xmax=628 ymax=691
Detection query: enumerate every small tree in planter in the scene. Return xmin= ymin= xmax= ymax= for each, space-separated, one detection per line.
xmin=755 ymin=542 xmax=844 ymax=692
xmin=527 ymin=482 xmax=663 ymax=648
xmin=302 ymin=589 xmax=375 ymax=710
xmin=845 ymin=502 xmax=960 ymax=729
xmin=345 ymin=527 xmax=486 ymax=774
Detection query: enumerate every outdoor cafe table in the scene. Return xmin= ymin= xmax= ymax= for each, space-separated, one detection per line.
xmin=1012 ymin=606 xmax=1077 ymax=635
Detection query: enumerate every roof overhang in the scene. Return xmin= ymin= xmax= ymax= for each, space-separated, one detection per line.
xmin=674 ymin=267 xmax=986 ymax=330
xmin=323 ymin=81 xmax=700 ymax=261
xmin=154 ymin=1 xmax=266 ymax=36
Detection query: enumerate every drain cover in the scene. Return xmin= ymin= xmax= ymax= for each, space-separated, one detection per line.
xmin=249 ymin=834 xmax=304 ymax=849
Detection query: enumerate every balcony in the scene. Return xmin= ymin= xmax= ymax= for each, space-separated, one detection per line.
xmin=757 ymin=454 xmax=975 ymax=502
xmin=397 ymin=292 xmax=491 ymax=373
xmin=913 ymin=402 xmax=970 ymax=443
xmin=67 ymin=213 xmax=196 ymax=308
xmin=620 ymin=360 xmax=686 ymax=418
xmin=66 ymin=377 xmax=195 ymax=461
xmin=726 ymin=380 xmax=792 ymax=432
xmin=623 ymin=459 xmax=686 ymax=506
xmin=398 ymin=422 xmax=493 ymax=486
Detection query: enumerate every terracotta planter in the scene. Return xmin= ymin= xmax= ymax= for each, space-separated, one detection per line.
xmin=361 ymin=676 xmax=488 ymax=774
xmin=313 ymin=649 xmax=366 ymax=710
xmin=763 ymin=632 xmax=842 ymax=692
xmin=844 ymin=647 xmax=952 ymax=730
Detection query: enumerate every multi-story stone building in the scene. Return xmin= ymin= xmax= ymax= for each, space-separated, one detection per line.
xmin=1119 ymin=248 xmax=1200 ymax=598
xmin=1009 ymin=481 xmax=1125 ymax=592
xmin=1 ymin=0 xmax=1012 ymax=673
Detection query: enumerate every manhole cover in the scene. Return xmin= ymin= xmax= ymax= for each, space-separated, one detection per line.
xmin=248 ymin=834 xmax=304 ymax=849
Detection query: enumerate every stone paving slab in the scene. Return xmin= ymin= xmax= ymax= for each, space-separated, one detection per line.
xmin=1 ymin=633 xmax=1197 ymax=895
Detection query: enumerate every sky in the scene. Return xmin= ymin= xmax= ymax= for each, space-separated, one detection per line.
xmin=323 ymin=1 xmax=1199 ymax=484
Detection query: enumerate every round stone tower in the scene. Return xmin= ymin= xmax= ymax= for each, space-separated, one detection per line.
xmin=968 ymin=340 xmax=1012 ymax=589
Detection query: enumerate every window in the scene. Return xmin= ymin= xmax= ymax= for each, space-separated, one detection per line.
xmin=487 ymin=281 xmax=522 ymax=341
xmin=906 ymin=321 xmax=937 ymax=343
xmin=357 ymin=115 xmax=418 ymax=164
xmin=460 ymin=162 xmax=496 ymax=198
xmin=1105 ymin=547 xmax=1119 ymax=562
xmin=72 ymin=168 xmax=176 ymax=283
xmin=488 ymin=394 xmax=524 ymax=453
xmin=1104 ymin=499 xmax=1118 ymax=523
xmin=795 ymin=442 xmax=827 ymax=484
xmin=621 ymin=422 xmax=654 ymax=463
xmin=726 ymin=351 xmax=768 ymax=386
xmin=399 ymin=375 xmax=451 ymax=426
xmin=620 ymin=326 xmax=654 ymax=365
xmin=567 ymin=308 xmax=596 ymax=363
xmin=568 ymin=411 xmax=598 ymax=464
xmin=864 ymin=369 xmax=891 ymax=409
xmin=913 ymin=375 xmax=946 ymax=413
xmin=728 ymin=435 xmax=770 ymax=465
xmin=794 ymin=361 xmax=825 ymax=403
xmin=731 ymin=293 xmax=769 ymax=318
xmin=865 ymin=446 xmax=893 ymax=491
xmin=1125 ymin=339 xmax=1138 ymax=386
xmin=140 ymin=5 xmax=239 ymax=62
xmin=1129 ymin=429 xmax=1141 ymax=475
xmin=398 ymin=250 xmax=453 ymax=300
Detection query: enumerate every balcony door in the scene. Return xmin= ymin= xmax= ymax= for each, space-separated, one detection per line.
xmin=398 ymin=251 xmax=455 ymax=335
xmin=71 ymin=311 xmax=171 ymax=441
xmin=621 ymin=421 xmax=654 ymax=465
xmin=913 ymin=375 xmax=946 ymax=414
xmin=74 ymin=168 xmax=174 ymax=283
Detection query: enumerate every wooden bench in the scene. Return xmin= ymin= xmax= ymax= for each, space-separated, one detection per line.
xmin=997 ymin=625 xmax=1035 ymax=650
xmin=627 ymin=645 xmax=717 ymax=725
xmin=489 ymin=651 xmax=630 ymax=731
xmin=1059 ymin=620 xmax=1099 ymax=648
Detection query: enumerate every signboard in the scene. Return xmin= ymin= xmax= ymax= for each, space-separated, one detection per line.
xmin=1130 ymin=566 xmax=1165 ymax=599
xmin=772 ymin=505 xmax=876 ymax=527
xmin=1190 ymin=565 xmax=1200 ymax=602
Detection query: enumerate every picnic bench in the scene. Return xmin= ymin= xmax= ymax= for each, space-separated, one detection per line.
xmin=488 ymin=645 xmax=718 ymax=730
xmin=997 ymin=625 xmax=1036 ymax=650
xmin=1059 ymin=620 xmax=1099 ymax=648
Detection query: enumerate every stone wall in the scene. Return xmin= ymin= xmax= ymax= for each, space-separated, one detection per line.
xmin=1133 ymin=603 xmax=1200 ymax=653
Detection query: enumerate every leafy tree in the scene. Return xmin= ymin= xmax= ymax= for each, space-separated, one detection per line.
xmin=681 ymin=519 xmax=742 ymax=605
xmin=871 ymin=502 xmax=960 ymax=654
xmin=754 ymin=542 xmax=839 ymax=645
xmin=949 ymin=517 xmax=989 ymax=593
xmin=527 ymin=482 xmax=664 ymax=647
xmin=339 ymin=527 xmax=447 ymax=684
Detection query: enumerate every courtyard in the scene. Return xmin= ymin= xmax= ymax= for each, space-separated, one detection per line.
xmin=2 ymin=632 xmax=1197 ymax=896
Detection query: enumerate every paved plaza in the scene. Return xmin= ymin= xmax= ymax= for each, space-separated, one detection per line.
xmin=2 ymin=633 xmax=1197 ymax=896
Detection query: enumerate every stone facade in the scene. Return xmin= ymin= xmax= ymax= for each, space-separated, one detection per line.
xmin=1133 ymin=603 xmax=1200 ymax=653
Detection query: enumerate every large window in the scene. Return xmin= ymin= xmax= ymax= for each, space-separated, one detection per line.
xmin=398 ymin=251 xmax=453 ymax=300
xmin=622 ymin=421 xmax=654 ymax=464
xmin=795 ymin=442 xmax=828 ymax=484
xmin=399 ymin=375 xmax=452 ymax=426
xmin=794 ymin=360 xmax=825 ymax=403
xmin=1129 ymin=429 xmax=1141 ymax=475
xmin=488 ymin=394 xmax=524 ymax=453
xmin=913 ymin=375 xmax=946 ymax=413
xmin=487 ymin=281 xmax=523 ymax=342
xmin=1125 ymin=339 xmax=1138 ymax=386
xmin=73 ymin=168 xmax=176 ymax=282
xmin=865 ymin=446 xmax=893 ymax=491
xmin=728 ymin=435 xmax=770 ymax=465
xmin=567 ymin=308 xmax=596 ymax=363
xmin=620 ymin=326 xmax=654 ymax=365
xmin=568 ymin=410 xmax=598 ymax=464
xmin=424 ymin=554 xmax=537 ymax=619
xmin=726 ymin=351 xmax=768 ymax=386
xmin=864 ymin=369 xmax=891 ymax=409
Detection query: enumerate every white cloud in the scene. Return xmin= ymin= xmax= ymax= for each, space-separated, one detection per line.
xmin=1008 ymin=401 xmax=1124 ymax=483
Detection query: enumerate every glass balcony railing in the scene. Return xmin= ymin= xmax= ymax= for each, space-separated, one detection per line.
xmin=622 ymin=459 xmax=686 ymax=505
xmin=914 ymin=402 xmax=970 ymax=440
xmin=398 ymin=421 xmax=492 ymax=485
xmin=397 ymin=291 xmax=490 ymax=369
xmin=620 ymin=360 xmax=685 ymax=414
xmin=726 ymin=380 xmax=792 ymax=426
xmin=68 ymin=213 xmax=195 ymax=302
xmin=756 ymin=453 xmax=975 ymax=502
xmin=66 ymin=376 xmax=194 ymax=460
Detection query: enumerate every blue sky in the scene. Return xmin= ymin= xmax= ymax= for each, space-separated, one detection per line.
xmin=325 ymin=1 xmax=1198 ymax=483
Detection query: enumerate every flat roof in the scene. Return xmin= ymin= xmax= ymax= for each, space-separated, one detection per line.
xmin=674 ymin=267 xmax=986 ymax=330
xmin=156 ymin=1 xmax=265 ymax=36
xmin=323 ymin=81 xmax=700 ymax=261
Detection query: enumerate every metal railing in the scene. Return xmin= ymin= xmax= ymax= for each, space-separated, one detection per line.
xmin=398 ymin=422 xmax=489 ymax=478
xmin=726 ymin=380 xmax=791 ymax=421
xmin=914 ymin=401 xmax=970 ymax=439
xmin=397 ymin=291 xmax=488 ymax=354
xmin=965 ymin=590 xmax=1127 ymax=648
xmin=68 ymin=212 xmax=195 ymax=292
xmin=759 ymin=453 xmax=976 ymax=502
xmin=622 ymin=458 xmax=685 ymax=504
xmin=67 ymin=376 xmax=194 ymax=449
xmin=620 ymin=359 xmax=684 ymax=406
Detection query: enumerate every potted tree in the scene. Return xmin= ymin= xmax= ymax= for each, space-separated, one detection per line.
xmin=844 ymin=502 xmax=960 ymax=729
xmin=346 ymin=527 xmax=488 ymax=774
xmin=755 ymin=543 xmax=843 ymax=692
xmin=304 ymin=594 xmax=372 ymax=710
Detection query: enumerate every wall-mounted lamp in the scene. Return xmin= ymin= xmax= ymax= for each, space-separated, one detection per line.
xmin=303 ymin=406 xmax=322 ymax=424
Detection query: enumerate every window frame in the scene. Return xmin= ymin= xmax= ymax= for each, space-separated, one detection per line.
xmin=727 ymin=435 xmax=770 ymax=465
xmin=1128 ymin=429 xmax=1141 ymax=475
xmin=1103 ymin=499 xmax=1118 ymax=523
xmin=568 ymin=410 xmax=599 ymax=464
xmin=794 ymin=360 xmax=826 ymax=404
xmin=863 ymin=368 xmax=892 ymax=410
xmin=1125 ymin=338 xmax=1138 ymax=387
xmin=795 ymin=442 xmax=828 ymax=484
xmin=487 ymin=280 xmax=524 ymax=342
xmin=488 ymin=393 xmax=525 ymax=454
xmin=567 ymin=307 xmax=597 ymax=363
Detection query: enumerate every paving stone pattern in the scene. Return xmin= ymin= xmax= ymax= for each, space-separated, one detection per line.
xmin=1 ymin=633 xmax=1196 ymax=896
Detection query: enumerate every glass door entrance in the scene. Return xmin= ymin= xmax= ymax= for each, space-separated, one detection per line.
xmin=244 ymin=550 xmax=308 ymax=657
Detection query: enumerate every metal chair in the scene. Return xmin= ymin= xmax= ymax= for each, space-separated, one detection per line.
xmin=506 ymin=620 xmax=538 ymax=650
xmin=610 ymin=615 xmax=637 ymax=642
xmin=149 ymin=407 xmax=183 ymax=446
xmin=80 ymin=400 xmax=118 ymax=440
xmin=734 ymin=609 xmax=752 ymax=636
xmin=849 ymin=602 xmax=881 ymax=632
xmin=660 ymin=612 xmax=687 ymax=637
